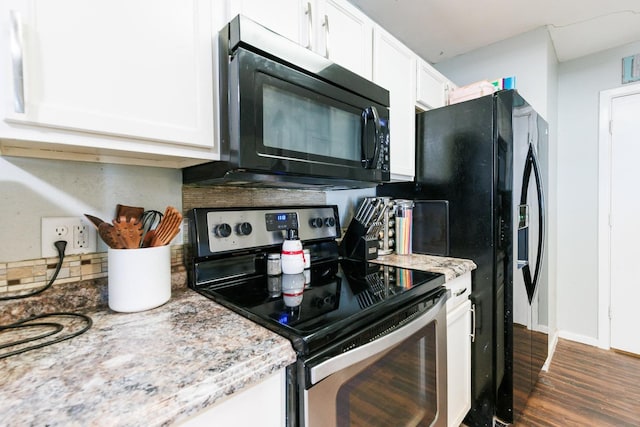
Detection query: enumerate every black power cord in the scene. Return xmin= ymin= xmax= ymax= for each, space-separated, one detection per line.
xmin=0 ymin=240 xmax=67 ymax=301
xmin=0 ymin=313 xmax=93 ymax=360
xmin=0 ymin=240 xmax=93 ymax=359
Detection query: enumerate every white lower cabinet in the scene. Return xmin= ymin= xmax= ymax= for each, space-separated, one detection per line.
xmin=0 ymin=0 xmax=218 ymax=167
xmin=178 ymin=370 xmax=286 ymax=427
xmin=446 ymin=273 xmax=472 ymax=427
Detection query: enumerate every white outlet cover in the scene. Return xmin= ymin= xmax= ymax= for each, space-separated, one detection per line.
xmin=41 ymin=217 xmax=97 ymax=258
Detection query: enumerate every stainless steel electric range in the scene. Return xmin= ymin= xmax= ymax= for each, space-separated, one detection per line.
xmin=186 ymin=206 xmax=449 ymax=427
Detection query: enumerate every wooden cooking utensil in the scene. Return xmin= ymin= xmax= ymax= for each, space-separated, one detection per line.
xmin=98 ymin=222 xmax=125 ymax=249
xmin=150 ymin=206 xmax=182 ymax=247
xmin=115 ymin=204 xmax=145 ymax=222
xmin=141 ymin=229 xmax=156 ymax=248
xmin=84 ymin=214 xmax=105 ymax=230
xmin=112 ymin=217 xmax=144 ymax=249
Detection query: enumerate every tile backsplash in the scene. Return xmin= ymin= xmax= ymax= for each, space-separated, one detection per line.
xmin=0 ymin=246 xmax=183 ymax=298
xmin=0 ymin=185 xmax=327 ymax=299
xmin=182 ymin=185 xmax=326 ymax=210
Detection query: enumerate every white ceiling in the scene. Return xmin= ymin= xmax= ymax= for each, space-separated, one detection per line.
xmin=346 ymin=0 xmax=640 ymax=63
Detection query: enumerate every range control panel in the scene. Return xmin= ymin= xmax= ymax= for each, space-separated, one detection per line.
xmin=190 ymin=206 xmax=339 ymax=255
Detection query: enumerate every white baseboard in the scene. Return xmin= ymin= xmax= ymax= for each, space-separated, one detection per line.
xmin=557 ymin=330 xmax=602 ymax=348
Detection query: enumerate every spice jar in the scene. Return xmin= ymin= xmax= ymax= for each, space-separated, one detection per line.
xmin=267 ymin=253 xmax=282 ymax=276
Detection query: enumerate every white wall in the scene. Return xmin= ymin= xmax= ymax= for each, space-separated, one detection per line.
xmin=0 ymin=157 xmax=182 ymax=262
xmin=435 ymin=27 xmax=560 ymax=345
xmin=435 ymin=27 xmax=555 ymax=120
xmin=556 ymin=40 xmax=640 ymax=343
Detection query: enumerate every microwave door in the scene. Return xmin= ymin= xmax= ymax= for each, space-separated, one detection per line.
xmin=361 ymin=106 xmax=381 ymax=169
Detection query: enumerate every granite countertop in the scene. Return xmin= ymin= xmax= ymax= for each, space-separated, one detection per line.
xmin=0 ymin=289 xmax=296 ymax=427
xmin=0 ymin=254 xmax=474 ymax=426
xmin=373 ymin=253 xmax=477 ymax=281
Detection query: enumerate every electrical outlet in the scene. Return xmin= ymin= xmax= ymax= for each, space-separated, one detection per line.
xmin=41 ymin=217 xmax=97 ymax=258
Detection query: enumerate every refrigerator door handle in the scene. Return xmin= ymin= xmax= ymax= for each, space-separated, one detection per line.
xmin=530 ymin=143 xmax=546 ymax=298
xmin=519 ymin=143 xmax=545 ymax=303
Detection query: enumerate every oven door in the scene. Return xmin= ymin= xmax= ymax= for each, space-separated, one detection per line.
xmin=228 ymin=47 xmax=390 ymax=182
xmin=302 ymin=290 xmax=448 ymax=427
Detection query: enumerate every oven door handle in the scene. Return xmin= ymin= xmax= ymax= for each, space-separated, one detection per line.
xmin=308 ymin=291 xmax=448 ymax=385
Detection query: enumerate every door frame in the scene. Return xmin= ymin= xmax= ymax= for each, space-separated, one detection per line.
xmin=597 ymin=82 xmax=640 ymax=349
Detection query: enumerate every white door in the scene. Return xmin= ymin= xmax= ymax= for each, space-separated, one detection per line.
xmin=610 ymin=92 xmax=640 ymax=355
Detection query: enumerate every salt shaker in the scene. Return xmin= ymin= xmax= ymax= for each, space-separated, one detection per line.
xmin=267 ymin=253 xmax=282 ymax=276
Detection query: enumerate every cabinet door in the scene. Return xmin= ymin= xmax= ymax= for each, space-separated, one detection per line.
xmin=2 ymin=0 xmax=214 ymax=149
xmin=228 ymin=0 xmax=306 ymax=45
xmin=231 ymin=0 xmax=372 ymax=80
xmin=317 ymin=0 xmax=372 ymax=80
xmin=447 ymin=299 xmax=472 ymax=427
xmin=372 ymin=28 xmax=416 ymax=180
xmin=416 ymin=58 xmax=450 ymax=110
xmin=179 ymin=371 xmax=285 ymax=427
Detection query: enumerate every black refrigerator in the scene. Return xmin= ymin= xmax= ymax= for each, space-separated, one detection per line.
xmin=378 ymin=90 xmax=549 ymax=426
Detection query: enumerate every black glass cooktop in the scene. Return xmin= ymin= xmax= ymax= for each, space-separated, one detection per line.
xmin=194 ymin=258 xmax=445 ymax=354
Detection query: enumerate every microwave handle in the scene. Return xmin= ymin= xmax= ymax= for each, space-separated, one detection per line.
xmin=361 ymin=106 xmax=381 ymax=169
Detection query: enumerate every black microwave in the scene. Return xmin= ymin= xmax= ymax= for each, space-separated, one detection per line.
xmin=183 ymin=15 xmax=391 ymax=189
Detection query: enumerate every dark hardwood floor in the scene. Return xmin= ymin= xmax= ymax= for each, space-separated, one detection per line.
xmin=516 ymin=338 xmax=640 ymax=426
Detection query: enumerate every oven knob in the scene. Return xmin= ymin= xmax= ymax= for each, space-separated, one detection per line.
xmin=235 ymin=222 xmax=253 ymax=236
xmin=309 ymin=217 xmax=324 ymax=228
xmin=214 ymin=223 xmax=232 ymax=238
xmin=324 ymin=217 xmax=336 ymax=227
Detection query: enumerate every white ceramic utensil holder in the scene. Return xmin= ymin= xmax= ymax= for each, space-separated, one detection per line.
xmin=107 ymin=245 xmax=171 ymax=313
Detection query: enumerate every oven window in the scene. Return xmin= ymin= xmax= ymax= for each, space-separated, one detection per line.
xmin=262 ymin=83 xmax=361 ymax=161
xmin=308 ymin=322 xmax=438 ymax=427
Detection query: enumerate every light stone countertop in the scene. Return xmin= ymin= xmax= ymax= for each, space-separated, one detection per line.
xmin=373 ymin=253 xmax=477 ymax=280
xmin=0 ymin=289 xmax=296 ymax=427
xmin=0 ymin=254 xmax=474 ymax=426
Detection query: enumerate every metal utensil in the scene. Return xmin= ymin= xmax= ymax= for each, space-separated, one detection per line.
xmin=362 ymin=198 xmax=380 ymax=227
xmin=355 ymin=288 xmax=378 ymax=309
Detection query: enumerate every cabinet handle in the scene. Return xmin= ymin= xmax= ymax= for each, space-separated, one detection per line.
xmin=9 ymin=10 xmax=25 ymax=114
xmin=454 ymin=287 xmax=467 ymax=297
xmin=470 ymin=303 xmax=476 ymax=343
xmin=322 ymin=14 xmax=330 ymax=58
xmin=305 ymin=2 xmax=313 ymax=49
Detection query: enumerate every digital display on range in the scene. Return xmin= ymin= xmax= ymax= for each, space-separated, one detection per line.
xmin=265 ymin=212 xmax=298 ymax=231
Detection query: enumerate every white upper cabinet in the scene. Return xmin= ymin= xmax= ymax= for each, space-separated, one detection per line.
xmin=0 ymin=0 xmax=218 ymax=167
xmin=416 ymin=58 xmax=452 ymax=111
xmin=228 ymin=0 xmax=372 ymax=79
xmin=226 ymin=0 xmax=307 ymax=45
xmin=372 ymin=27 xmax=416 ymax=181
xmin=315 ymin=0 xmax=372 ymax=80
